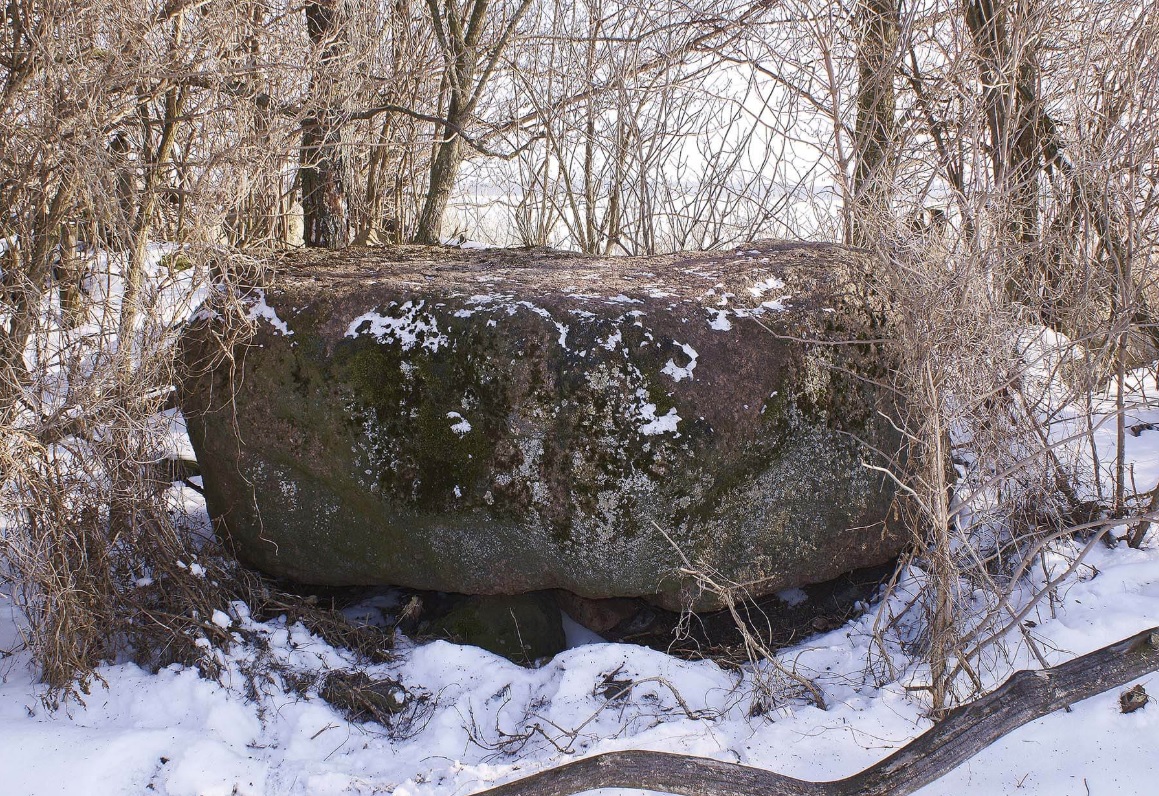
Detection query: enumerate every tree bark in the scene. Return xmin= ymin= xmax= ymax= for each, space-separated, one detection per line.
xmin=965 ymin=0 xmax=1043 ymax=301
xmin=470 ymin=625 xmax=1159 ymax=796
xmin=301 ymin=111 xmax=349 ymax=249
xmin=300 ymin=0 xmax=350 ymax=249
xmin=850 ymin=0 xmax=898 ymax=248
xmin=413 ymin=125 xmax=462 ymax=245
xmin=412 ymin=0 xmax=481 ymax=245
xmin=412 ymin=0 xmax=533 ymax=245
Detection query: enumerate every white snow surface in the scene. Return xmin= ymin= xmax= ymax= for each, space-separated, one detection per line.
xmin=637 ymin=406 xmax=681 ymax=435
xmin=708 ymin=310 xmax=733 ymax=331
xmin=660 ymin=343 xmax=698 ymax=382
xmin=747 ymin=276 xmax=786 ymax=297
xmin=759 ymin=296 xmax=791 ymax=312
xmin=345 ymin=301 xmax=449 ymax=352
xmin=446 ymin=411 xmax=473 ymax=437
xmin=634 ymin=387 xmax=683 ymax=436
xmin=5 ymin=539 xmax=1157 ymax=795
xmin=247 ymin=290 xmax=293 ymax=336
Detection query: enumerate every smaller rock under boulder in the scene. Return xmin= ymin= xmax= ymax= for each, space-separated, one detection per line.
xmin=428 ymin=593 xmax=566 ymax=663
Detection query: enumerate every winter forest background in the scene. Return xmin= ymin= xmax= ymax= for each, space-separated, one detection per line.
xmin=2 ymin=1 xmax=1159 ymax=794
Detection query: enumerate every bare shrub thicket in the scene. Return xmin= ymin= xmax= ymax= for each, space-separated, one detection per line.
xmin=451 ymin=0 xmax=804 ymax=253
xmin=630 ymin=0 xmax=1157 ymax=715
xmin=0 ymin=0 xmax=790 ymax=700
xmin=793 ymin=0 xmax=1159 ymax=715
xmin=0 ymin=0 xmax=371 ymax=701
xmin=4 ymin=0 xmax=1158 ymax=717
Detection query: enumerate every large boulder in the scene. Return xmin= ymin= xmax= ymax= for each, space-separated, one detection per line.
xmin=180 ymin=242 xmax=903 ymax=611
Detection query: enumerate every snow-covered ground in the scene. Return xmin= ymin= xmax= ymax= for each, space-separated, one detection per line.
xmin=1 ymin=537 xmax=1156 ymax=796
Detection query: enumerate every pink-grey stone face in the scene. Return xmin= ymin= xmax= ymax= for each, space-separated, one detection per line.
xmin=180 ymin=242 xmax=903 ymax=612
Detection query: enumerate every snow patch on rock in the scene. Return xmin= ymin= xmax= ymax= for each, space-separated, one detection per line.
xmin=247 ymin=290 xmax=292 ymax=335
xmin=747 ymin=276 xmax=786 ymax=297
xmin=708 ymin=310 xmax=733 ymax=331
xmin=759 ymin=296 xmax=792 ymax=312
xmin=634 ymin=390 xmax=682 ymax=436
xmin=661 ymin=343 xmax=698 ymax=382
xmin=345 ymin=300 xmax=448 ymax=352
xmin=446 ymin=411 xmax=472 ymax=437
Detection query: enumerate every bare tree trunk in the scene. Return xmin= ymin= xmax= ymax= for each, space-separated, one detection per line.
xmin=850 ymin=0 xmax=898 ymax=248
xmin=0 ymin=177 xmax=74 ymax=407
xmin=413 ymin=0 xmax=483 ymax=245
xmin=361 ymin=111 xmax=398 ymax=244
xmin=965 ymin=0 xmax=1043 ymax=302
xmin=414 ymin=125 xmax=462 ymax=244
xmin=118 ymin=81 xmax=186 ymax=351
xmin=300 ymin=0 xmax=350 ymax=249
xmin=412 ymin=0 xmax=533 ymax=245
xmin=57 ymin=222 xmax=83 ymax=328
xmin=301 ymin=112 xmax=350 ymax=248
xmin=225 ymin=2 xmax=282 ymax=247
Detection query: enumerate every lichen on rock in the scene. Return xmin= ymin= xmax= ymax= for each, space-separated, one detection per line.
xmin=180 ymin=242 xmax=904 ymax=611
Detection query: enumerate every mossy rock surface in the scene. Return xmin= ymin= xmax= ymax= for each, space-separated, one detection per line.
xmin=430 ymin=593 xmax=565 ymax=663
xmin=180 ymin=242 xmax=903 ymax=611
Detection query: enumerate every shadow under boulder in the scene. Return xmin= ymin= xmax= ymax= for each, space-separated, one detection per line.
xmin=293 ymin=560 xmax=896 ymax=665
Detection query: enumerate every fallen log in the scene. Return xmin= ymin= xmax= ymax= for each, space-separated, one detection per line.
xmin=472 ymin=625 xmax=1159 ymax=796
